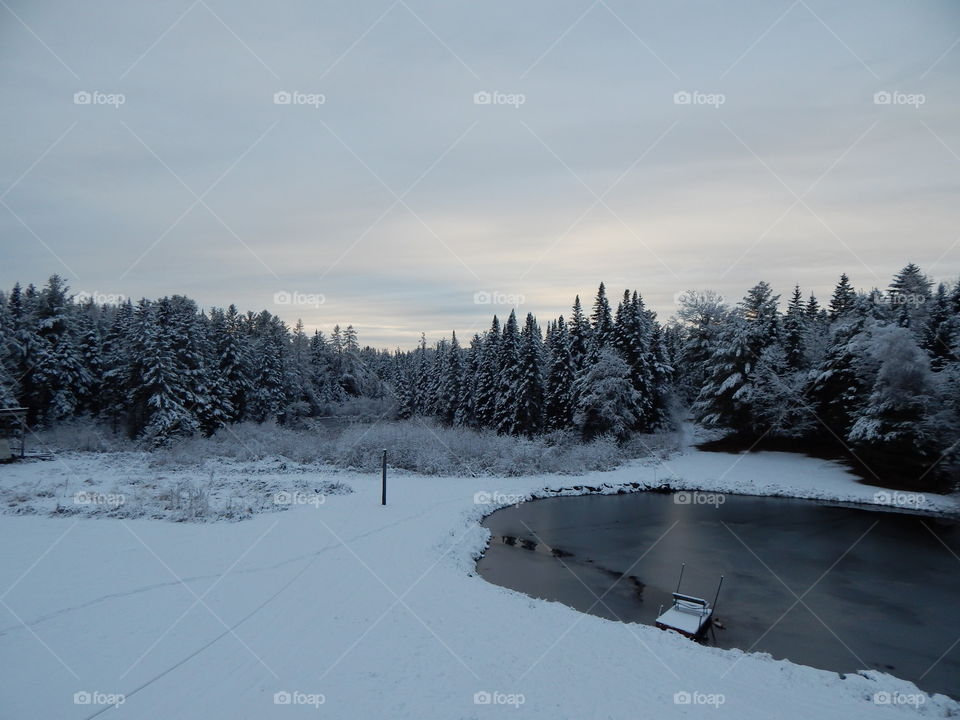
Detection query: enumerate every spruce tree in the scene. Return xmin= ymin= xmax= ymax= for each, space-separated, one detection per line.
xmin=783 ymin=285 xmax=807 ymax=370
xmin=512 ymin=313 xmax=545 ymax=437
xmin=544 ymin=316 xmax=575 ymax=431
xmin=494 ymin=311 xmax=521 ymax=434
xmin=829 ymin=273 xmax=857 ymax=321
xmin=590 ymin=282 xmax=614 ymax=353
xmin=568 ymin=296 xmax=592 ymax=371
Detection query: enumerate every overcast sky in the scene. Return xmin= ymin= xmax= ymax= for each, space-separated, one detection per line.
xmin=2 ymin=0 xmax=958 ymax=348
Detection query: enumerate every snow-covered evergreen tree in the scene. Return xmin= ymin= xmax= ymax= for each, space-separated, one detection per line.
xmin=543 ymin=316 xmax=575 ymax=431
xmin=829 ymin=273 xmax=857 ymax=321
xmin=849 ymin=325 xmax=942 ymax=484
xmin=573 ymin=348 xmax=640 ymax=441
xmin=494 ymin=311 xmax=521 ymax=435
xmin=511 ymin=313 xmax=545 ymax=437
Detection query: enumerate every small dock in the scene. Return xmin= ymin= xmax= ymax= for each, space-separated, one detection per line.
xmin=655 ymin=564 xmax=723 ymax=640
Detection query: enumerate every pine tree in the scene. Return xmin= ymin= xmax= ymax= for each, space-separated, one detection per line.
xmin=806 ymin=310 xmax=876 ymax=440
xmin=590 ymin=282 xmax=613 ymax=353
xmin=692 ymin=313 xmax=754 ymax=431
xmin=829 ymin=273 xmax=857 ymax=321
xmin=100 ymin=300 xmax=134 ymax=431
xmin=740 ymin=281 xmax=780 ymax=356
xmin=394 ymin=352 xmax=416 ymax=420
xmin=568 ymin=296 xmax=592 ymax=371
xmin=248 ymin=312 xmax=288 ymax=423
xmin=494 ymin=310 xmax=521 ymax=434
xmin=32 ymin=276 xmax=90 ymax=422
xmin=132 ymin=300 xmax=198 ymax=445
xmin=543 ymin=316 xmax=575 ymax=431
xmin=412 ymin=333 xmax=431 ymax=415
xmin=512 ymin=313 xmax=545 ymax=437
xmin=573 ymin=348 xmax=640 ymax=441
xmin=613 ymin=290 xmax=653 ymax=428
xmin=783 ymin=285 xmax=807 ymax=370
xmin=921 ymin=283 xmax=957 ymax=369
xmin=215 ymin=305 xmax=253 ymax=421
xmin=472 ymin=319 xmax=500 ymax=428
xmin=849 ymin=325 xmax=941 ymax=485
xmin=437 ymin=332 xmax=465 ymax=425
xmin=674 ymin=290 xmax=728 ymax=403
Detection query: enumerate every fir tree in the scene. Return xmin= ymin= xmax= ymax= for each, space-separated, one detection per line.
xmin=590 ymin=282 xmax=614 ymax=353
xmin=543 ymin=316 xmax=575 ymax=431
xmin=568 ymin=296 xmax=592 ymax=371
xmin=512 ymin=313 xmax=545 ymax=437
xmin=494 ymin=311 xmax=521 ymax=434
xmin=783 ymin=285 xmax=807 ymax=370
xmin=573 ymin=348 xmax=640 ymax=441
xmin=829 ymin=273 xmax=857 ymax=321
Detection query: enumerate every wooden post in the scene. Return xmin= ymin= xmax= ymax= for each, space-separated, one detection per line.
xmin=381 ymin=449 xmax=387 ymax=506
xmin=675 ymin=563 xmax=686 ymax=593
xmin=712 ymin=575 xmax=724 ymax=614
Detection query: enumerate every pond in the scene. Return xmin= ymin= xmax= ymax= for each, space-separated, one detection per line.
xmin=477 ymin=491 xmax=960 ymax=699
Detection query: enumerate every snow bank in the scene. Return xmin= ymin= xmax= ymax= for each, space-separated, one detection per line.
xmin=0 ymin=446 xmax=957 ymax=719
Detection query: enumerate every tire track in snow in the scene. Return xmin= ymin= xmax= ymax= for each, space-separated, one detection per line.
xmin=77 ymin=496 xmax=462 ymax=719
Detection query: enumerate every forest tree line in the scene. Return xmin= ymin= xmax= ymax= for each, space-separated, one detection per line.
xmin=1 ymin=264 xmax=958 ymax=489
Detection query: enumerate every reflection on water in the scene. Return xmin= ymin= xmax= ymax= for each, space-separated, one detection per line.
xmin=477 ymin=492 xmax=960 ymax=698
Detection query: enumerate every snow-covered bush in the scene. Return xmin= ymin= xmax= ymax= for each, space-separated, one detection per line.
xmin=35 ymin=417 xmax=659 ymax=477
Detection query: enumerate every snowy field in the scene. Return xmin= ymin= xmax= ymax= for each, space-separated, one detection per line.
xmin=1 ymin=447 xmax=958 ymax=719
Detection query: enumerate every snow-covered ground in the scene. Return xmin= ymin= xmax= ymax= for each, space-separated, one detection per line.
xmin=0 ymin=445 xmax=957 ymax=719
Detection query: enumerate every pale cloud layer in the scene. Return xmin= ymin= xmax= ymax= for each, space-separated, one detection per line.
xmin=2 ymin=0 xmax=958 ymax=347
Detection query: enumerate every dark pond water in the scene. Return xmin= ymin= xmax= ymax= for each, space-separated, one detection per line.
xmin=477 ymin=492 xmax=960 ymax=698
